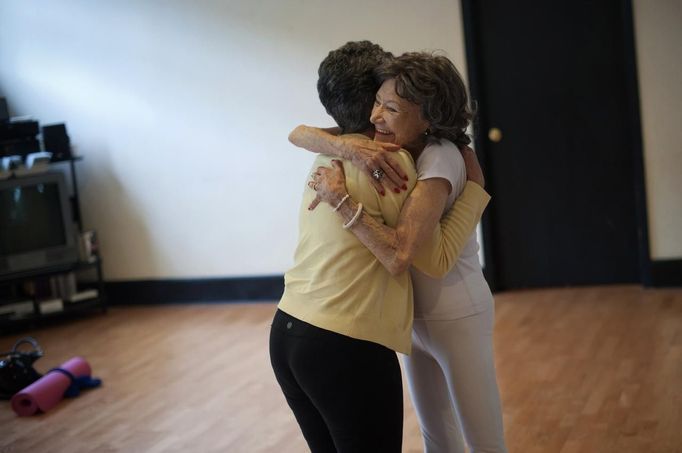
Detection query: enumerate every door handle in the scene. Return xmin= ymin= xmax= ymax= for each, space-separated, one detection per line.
xmin=488 ymin=127 xmax=503 ymax=143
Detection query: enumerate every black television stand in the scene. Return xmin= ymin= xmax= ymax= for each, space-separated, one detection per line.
xmin=0 ymin=156 xmax=107 ymax=334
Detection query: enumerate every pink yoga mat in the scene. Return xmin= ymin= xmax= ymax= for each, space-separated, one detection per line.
xmin=11 ymin=356 xmax=92 ymax=416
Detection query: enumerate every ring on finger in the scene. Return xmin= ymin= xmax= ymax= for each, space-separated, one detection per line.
xmin=372 ymin=168 xmax=385 ymax=181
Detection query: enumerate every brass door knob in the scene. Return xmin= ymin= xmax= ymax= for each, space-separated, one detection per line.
xmin=488 ymin=127 xmax=503 ymax=143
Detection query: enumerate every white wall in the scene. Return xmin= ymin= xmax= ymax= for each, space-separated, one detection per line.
xmin=4 ymin=1 xmax=674 ymax=282
xmin=633 ymin=0 xmax=682 ymax=260
xmin=0 ymin=0 xmax=468 ymax=279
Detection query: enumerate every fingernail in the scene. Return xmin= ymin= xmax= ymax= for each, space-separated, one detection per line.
xmin=403 ymin=176 xmax=408 ymax=181
xmin=393 ymin=188 xmax=400 ymax=194
xmin=402 ymin=184 xmax=407 ymax=190
xmin=380 ymin=190 xmax=385 ymax=196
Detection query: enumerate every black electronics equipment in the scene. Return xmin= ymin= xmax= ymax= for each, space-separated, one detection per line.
xmin=0 ymin=98 xmax=8 ymax=122
xmin=0 ymin=119 xmax=40 ymax=158
xmin=1 ymin=139 xmax=41 ymax=158
xmin=41 ymin=123 xmax=71 ymax=161
xmin=0 ymin=120 xmax=39 ymax=141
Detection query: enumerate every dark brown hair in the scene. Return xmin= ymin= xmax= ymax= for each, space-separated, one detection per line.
xmin=375 ymin=52 xmax=473 ymax=147
xmin=317 ymin=41 xmax=394 ymax=133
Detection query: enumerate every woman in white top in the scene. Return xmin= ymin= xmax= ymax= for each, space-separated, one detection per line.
xmin=294 ymin=52 xmax=507 ymax=453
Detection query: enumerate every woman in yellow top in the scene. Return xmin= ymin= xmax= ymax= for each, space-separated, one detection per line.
xmin=300 ymin=52 xmax=507 ymax=452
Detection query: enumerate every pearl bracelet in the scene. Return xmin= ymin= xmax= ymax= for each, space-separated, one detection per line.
xmin=342 ymin=203 xmax=363 ymax=229
xmin=333 ymin=194 xmax=350 ymax=212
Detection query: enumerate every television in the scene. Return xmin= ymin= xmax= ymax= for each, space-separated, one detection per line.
xmin=0 ymin=171 xmax=79 ymax=279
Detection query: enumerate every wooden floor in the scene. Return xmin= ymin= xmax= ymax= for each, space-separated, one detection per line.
xmin=1 ymin=285 xmax=681 ymax=452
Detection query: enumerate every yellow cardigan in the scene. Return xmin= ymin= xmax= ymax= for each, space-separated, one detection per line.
xmin=279 ymin=136 xmax=490 ymax=354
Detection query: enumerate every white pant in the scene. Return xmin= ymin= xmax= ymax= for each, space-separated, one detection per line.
xmin=403 ymin=307 xmax=507 ymax=453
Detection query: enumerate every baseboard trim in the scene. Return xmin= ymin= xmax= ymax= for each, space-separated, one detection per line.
xmin=102 ymin=261 xmax=680 ymax=304
xmin=649 ymin=259 xmax=682 ymax=287
xmin=105 ymin=275 xmax=284 ymax=304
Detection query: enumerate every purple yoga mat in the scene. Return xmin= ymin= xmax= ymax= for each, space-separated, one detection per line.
xmin=11 ymin=356 xmax=92 ymax=416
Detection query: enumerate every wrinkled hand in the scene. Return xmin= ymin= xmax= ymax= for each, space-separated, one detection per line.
xmin=307 ymin=160 xmax=348 ymax=211
xmin=459 ymin=145 xmax=485 ymax=188
xmin=339 ymin=136 xmax=407 ymax=195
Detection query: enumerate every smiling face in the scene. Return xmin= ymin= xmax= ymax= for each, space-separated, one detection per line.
xmin=370 ymin=78 xmax=430 ymax=151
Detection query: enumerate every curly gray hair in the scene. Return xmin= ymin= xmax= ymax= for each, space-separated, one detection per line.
xmin=375 ymin=52 xmax=473 ymax=148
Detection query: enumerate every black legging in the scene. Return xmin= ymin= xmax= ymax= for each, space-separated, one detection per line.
xmin=269 ymin=309 xmax=403 ymax=453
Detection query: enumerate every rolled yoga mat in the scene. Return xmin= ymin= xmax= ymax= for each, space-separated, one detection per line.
xmin=10 ymin=356 xmax=95 ymax=416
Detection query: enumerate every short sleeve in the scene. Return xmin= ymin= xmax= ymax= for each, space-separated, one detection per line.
xmin=416 ymin=139 xmax=467 ymax=199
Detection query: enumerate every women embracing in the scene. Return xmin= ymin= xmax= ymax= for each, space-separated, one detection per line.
xmin=270 ymin=41 xmax=507 ymax=453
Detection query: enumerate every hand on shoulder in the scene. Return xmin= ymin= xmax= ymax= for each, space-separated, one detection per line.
xmin=459 ymin=145 xmax=485 ymax=188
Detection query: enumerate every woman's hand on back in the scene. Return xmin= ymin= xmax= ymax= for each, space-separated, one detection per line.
xmin=459 ymin=145 xmax=485 ymax=188
xmin=307 ymin=160 xmax=348 ymax=211
xmin=338 ymin=136 xmax=407 ymax=196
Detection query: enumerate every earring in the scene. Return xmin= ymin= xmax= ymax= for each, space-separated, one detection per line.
xmin=424 ymin=128 xmax=431 ymax=136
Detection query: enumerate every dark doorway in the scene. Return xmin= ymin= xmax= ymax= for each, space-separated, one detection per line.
xmin=461 ymin=0 xmax=648 ymax=290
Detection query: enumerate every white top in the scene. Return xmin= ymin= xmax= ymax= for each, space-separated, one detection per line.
xmin=410 ymin=139 xmax=493 ymax=320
